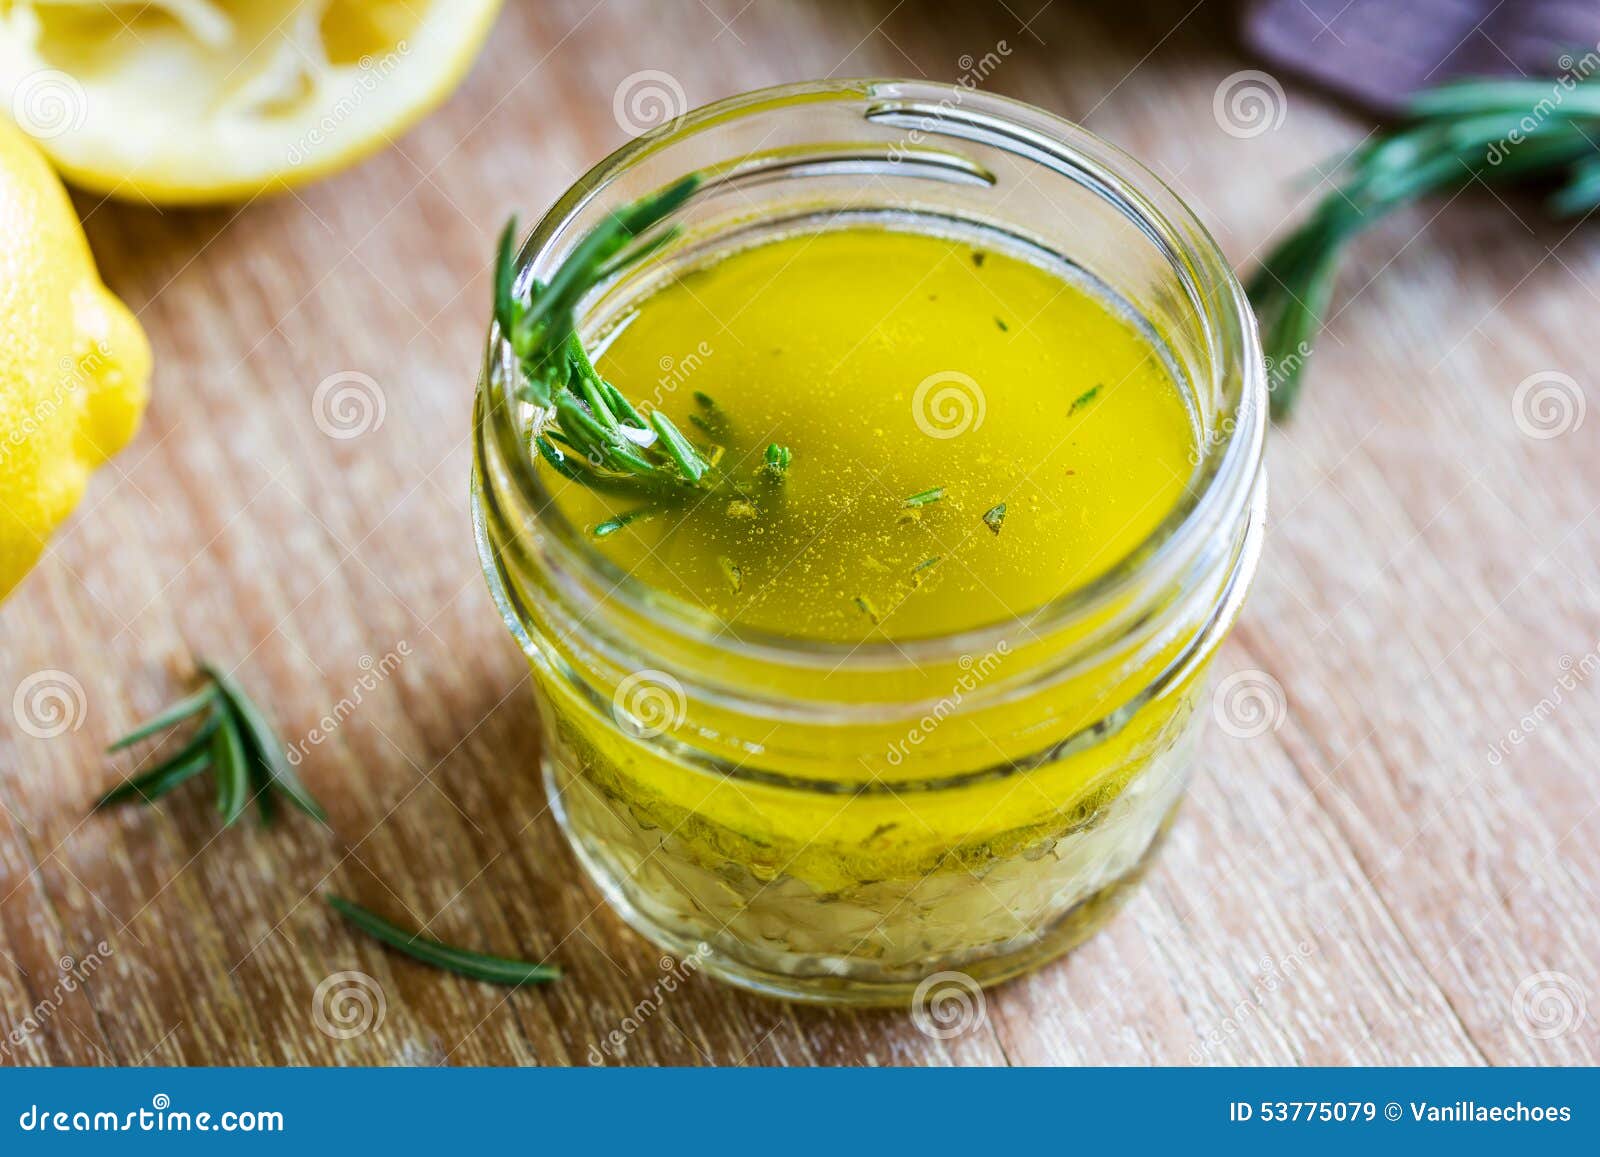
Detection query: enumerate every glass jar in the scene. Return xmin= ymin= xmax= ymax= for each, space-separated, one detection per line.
xmin=472 ymin=80 xmax=1267 ymax=1004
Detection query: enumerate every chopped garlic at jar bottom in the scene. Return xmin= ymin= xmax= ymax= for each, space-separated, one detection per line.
xmin=548 ymin=705 xmax=1195 ymax=995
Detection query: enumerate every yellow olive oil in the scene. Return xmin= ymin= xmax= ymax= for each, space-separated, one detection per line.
xmin=544 ymin=226 xmax=1199 ymax=641
xmin=516 ymin=223 xmax=1222 ymax=992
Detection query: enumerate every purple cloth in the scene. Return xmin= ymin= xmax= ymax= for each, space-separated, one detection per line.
xmin=1245 ymin=0 xmax=1600 ymax=112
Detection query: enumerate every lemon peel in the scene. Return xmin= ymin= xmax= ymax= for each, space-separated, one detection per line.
xmin=0 ymin=114 xmax=150 ymax=602
xmin=0 ymin=0 xmax=503 ymax=204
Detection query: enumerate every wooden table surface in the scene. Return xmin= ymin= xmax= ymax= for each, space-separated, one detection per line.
xmin=3 ymin=0 xmax=1598 ymax=1067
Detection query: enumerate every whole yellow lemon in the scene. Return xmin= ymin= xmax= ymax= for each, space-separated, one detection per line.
xmin=0 ymin=115 xmax=149 ymax=602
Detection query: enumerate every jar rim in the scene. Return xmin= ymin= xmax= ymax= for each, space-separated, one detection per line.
xmin=477 ymin=79 xmax=1267 ymax=665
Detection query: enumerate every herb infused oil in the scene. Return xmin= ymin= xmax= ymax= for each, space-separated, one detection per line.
xmin=552 ymin=226 xmax=1199 ymax=641
xmin=475 ymin=92 xmax=1268 ymax=1003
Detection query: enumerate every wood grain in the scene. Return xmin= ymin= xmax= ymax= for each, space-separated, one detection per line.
xmin=2 ymin=0 xmax=1597 ymax=1066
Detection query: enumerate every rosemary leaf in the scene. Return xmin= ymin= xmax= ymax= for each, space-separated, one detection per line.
xmin=764 ymin=443 xmax=792 ymax=478
xmin=327 ymin=895 xmax=561 ymax=986
xmin=904 ymin=487 xmax=944 ymax=508
xmin=1068 ymin=385 xmax=1101 ymax=415
xmin=648 ymin=410 xmax=708 ymax=483
xmin=106 ymin=686 xmax=218 ymax=752
xmin=575 ymin=371 xmax=618 ymax=430
xmin=249 ymin=755 xmax=278 ymax=828
xmin=96 ymin=664 xmax=325 ymax=828
xmin=493 ymin=216 xmax=520 ymax=339
xmin=498 ymin=175 xmax=714 ymax=497
xmin=210 ymin=707 xmax=250 ymax=827
xmin=592 ymin=508 xmax=654 ymax=538
xmin=599 ymin=377 xmax=647 ymax=431
xmin=1249 ymin=76 xmax=1600 ymax=416
xmin=95 ymin=740 xmax=213 ymax=810
xmin=203 ymin=663 xmax=327 ymax=823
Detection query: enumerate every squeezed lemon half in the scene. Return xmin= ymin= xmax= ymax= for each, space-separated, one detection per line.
xmin=0 ymin=0 xmax=502 ymax=203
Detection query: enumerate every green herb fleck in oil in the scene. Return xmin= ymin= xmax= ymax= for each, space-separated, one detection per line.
xmin=692 ymin=391 xmax=729 ymax=436
xmin=1069 ymin=385 xmax=1102 ymax=416
xmin=983 ymin=503 xmax=1007 ymax=535
xmin=592 ymin=508 xmax=654 ymax=538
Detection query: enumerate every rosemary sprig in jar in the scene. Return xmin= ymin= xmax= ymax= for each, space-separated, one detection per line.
xmin=1250 ymin=76 xmax=1600 ymax=417
xmin=495 ymin=174 xmax=723 ymax=505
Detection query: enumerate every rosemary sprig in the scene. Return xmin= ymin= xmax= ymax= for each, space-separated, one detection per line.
xmin=495 ymin=175 xmax=714 ymax=498
xmin=692 ymin=391 xmax=728 ymax=436
xmin=592 ymin=507 xmax=654 ymax=538
xmin=1250 ymin=76 xmax=1600 ymax=417
xmin=97 ymin=665 xmax=325 ymax=828
xmin=327 ymin=895 xmax=560 ymax=987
